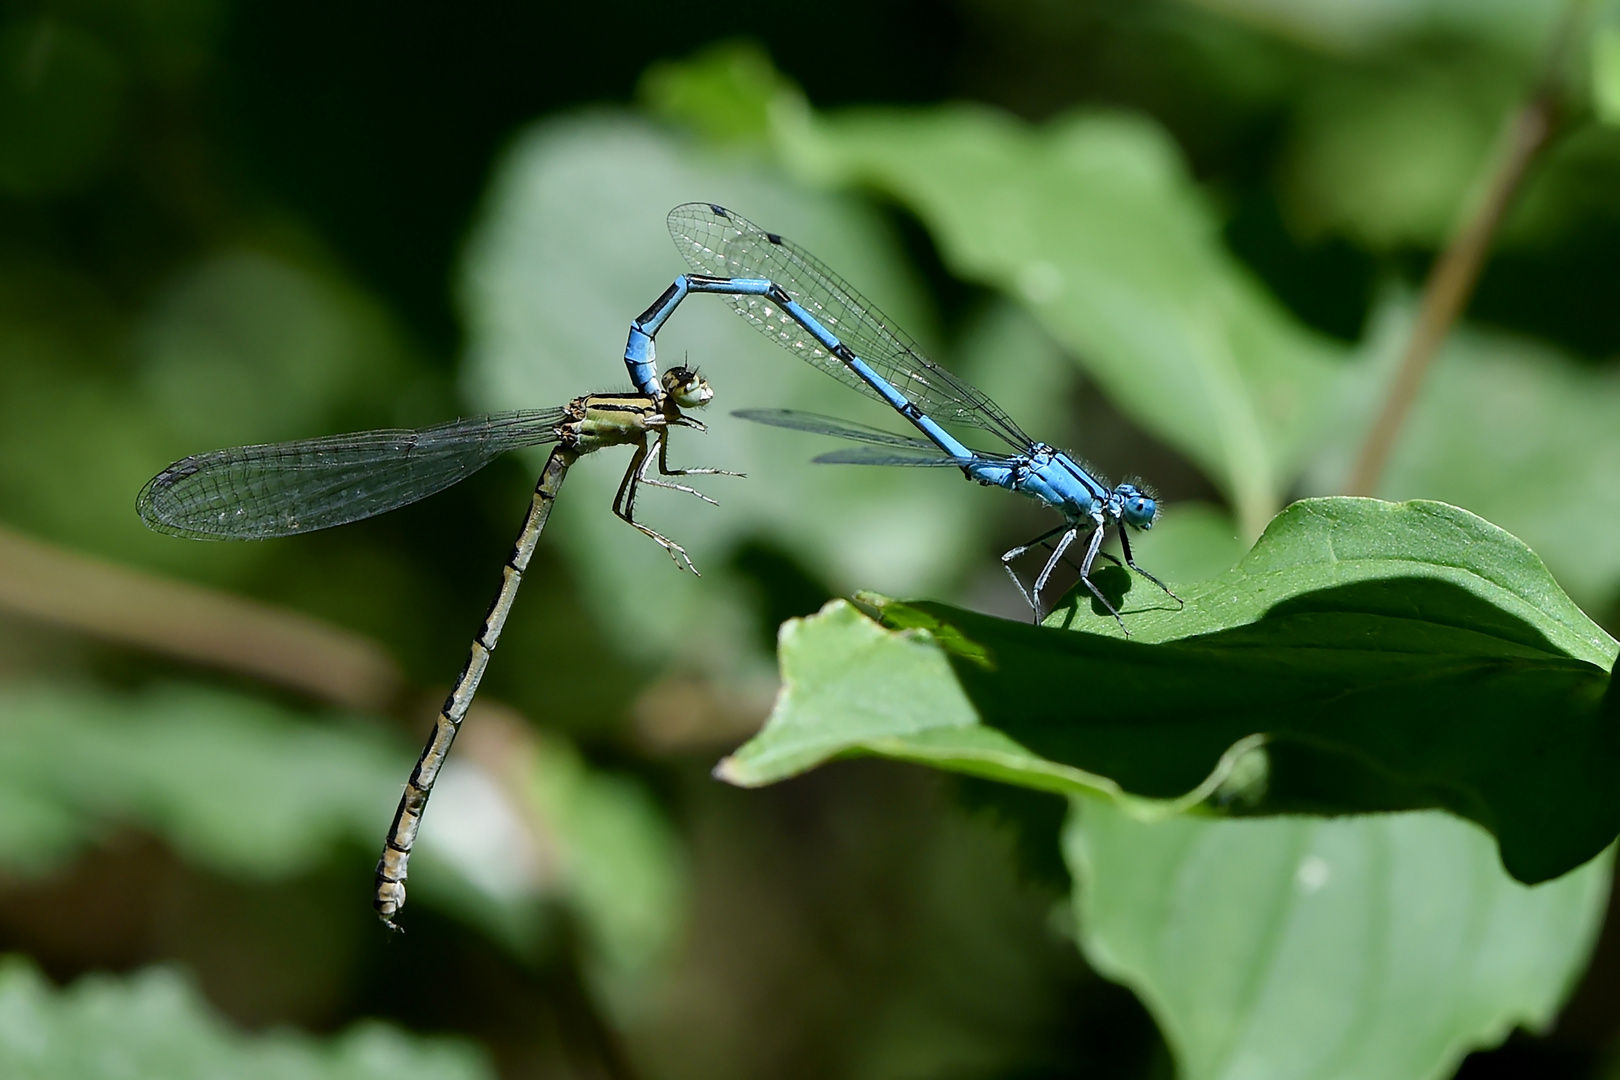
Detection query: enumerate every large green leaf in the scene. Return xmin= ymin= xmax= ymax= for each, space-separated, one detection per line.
xmin=720 ymin=498 xmax=1619 ymax=884
xmin=1067 ymin=804 xmax=1611 ymax=1080
xmin=0 ymin=955 xmax=492 ymax=1080
xmin=776 ymin=103 xmax=1346 ymax=536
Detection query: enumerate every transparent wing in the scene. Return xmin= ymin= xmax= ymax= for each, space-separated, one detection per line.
xmin=733 ymin=408 xmax=1005 ymax=468
xmin=732 ymin=408 xmax=949 ymax=453
xmin=137 ymin=408 xmax=569 ymax=539
xmin=670 ymin=203 xmax=1036 ymax=452
xmin=813 ymin=447 xmax=974 ymax=468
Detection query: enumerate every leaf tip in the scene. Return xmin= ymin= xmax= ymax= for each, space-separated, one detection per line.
xmin=711 ymin=754 xmax=751 ymax=787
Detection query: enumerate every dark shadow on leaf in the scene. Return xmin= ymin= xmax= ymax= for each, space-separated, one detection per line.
xmin=885 ymin=578 xmax=1619 ymax=884
xmin=1086 ymin=564 xmax=1131 ymax=619
xmin=1046 ymin=562 xmax=1181 ymax=628
xmin=1264 ymin=577 xmax=1566 ymax=659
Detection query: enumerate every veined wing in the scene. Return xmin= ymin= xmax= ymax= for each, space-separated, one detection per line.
xmin=732 ymin=408 xmax=955 ymax=452
xmin=670 ymin=204 xmax=1035 ymax=452
xmin=733 ymin=408 xmax=995 ymax=468
xmin=138 ymin=408 xmax=569 ymax=539
xmin=813 ymin=447 xmax=977 ymax=467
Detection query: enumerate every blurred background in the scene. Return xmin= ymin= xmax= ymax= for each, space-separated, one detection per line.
xmin=2 ymin=0 xmax=1619 ymax=1077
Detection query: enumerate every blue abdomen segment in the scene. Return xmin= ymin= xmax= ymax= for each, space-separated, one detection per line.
xmin=625 ymin=273 xmax=977 ymax=464
xmin=771 ymin=296 xmax=976 ymax=463
xmin=626 ymin=276 xmax=776 ymax=396
xmin=625 ymin=276 xmax=690 ymax=395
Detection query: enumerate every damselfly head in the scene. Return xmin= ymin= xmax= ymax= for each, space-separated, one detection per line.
xmin=662 ymin=366 xmax=714 ymax=408
xmin=1115 ymin=483 xmax=1158 ymax=530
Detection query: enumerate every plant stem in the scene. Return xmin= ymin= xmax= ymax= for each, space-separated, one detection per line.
xmin=1344 ymin=13 xmax=1580 ymax=497
xmin=0 ymin=524 xmax=404 ymax=711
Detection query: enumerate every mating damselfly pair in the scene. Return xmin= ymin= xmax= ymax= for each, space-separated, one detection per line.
xmin=138 ymin=203 xmax=1174 ymax=929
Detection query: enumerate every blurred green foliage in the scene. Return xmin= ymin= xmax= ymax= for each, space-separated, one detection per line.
xmin=3 ymin=0 xmax=1620 ymax=1078
xmin=0 ymin=955 xmax=492 ymax=1080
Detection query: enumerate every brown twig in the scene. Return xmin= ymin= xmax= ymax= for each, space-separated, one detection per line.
xmin=0 ymin=523 xmax=404 ymax=712
xmin=1344 ymin=10 xmax=1582 ymax=496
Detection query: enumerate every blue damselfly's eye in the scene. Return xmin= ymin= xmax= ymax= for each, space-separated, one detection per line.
xmin=1116 ymin=485 xmax=1157 ymax=529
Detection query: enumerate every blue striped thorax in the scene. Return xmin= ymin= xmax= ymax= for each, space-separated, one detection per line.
xmin=968 ymin=446 xmax=1107 ymax=522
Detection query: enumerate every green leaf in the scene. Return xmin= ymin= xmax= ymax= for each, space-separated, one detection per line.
xmin=0 ymin=954 xmax=492 ymax=1080
xmin=776 ymin=104 xmax=1346 ymax=536
xmin=1067 ymin=804 xmax=1611 ymax=1080
xmin=1123 ymin=502 xmax=1248 ymax=590
xmin=721 ymin=498 xmax=1619 ymax=884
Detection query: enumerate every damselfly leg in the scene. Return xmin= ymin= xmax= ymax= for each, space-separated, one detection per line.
xmin=612 ymin=425 xmax=743 ymax=575
xmin=1003 ymin=522 xmax=1158 ymax=630
xmin=1118 ymin=527 xmax=1183 ymax=608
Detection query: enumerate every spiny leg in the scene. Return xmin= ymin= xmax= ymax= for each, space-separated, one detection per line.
xmin=1075 ymin=524 xmax=1129 ymax=633
xmin=1001 ymin=522 xmax=1072 ymax=619
xmin=637 ymin=431 xmax=724 ymax=506
xmin=638 ymin=475 xmax=721 ymax=506
xmin=657 ymin=420 xmax=744 ymax=482
xmin=613 ymin=438 xmax=701 ymax=574
xmin=1119 ymin=528 xmax=1183 ymax=608
xmin=1001 ymin=561 xmax=1037 ymax=619
xmin=1031 ymin=533 xmax=1168 ymax=626
xmin=1005 ymin=524 xmax=1133 ymax=626
xmin=1003 ymin=522 xmax=1071 ymax=563
xmin=1031 ymin=527 xmax=1081 ymax=623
